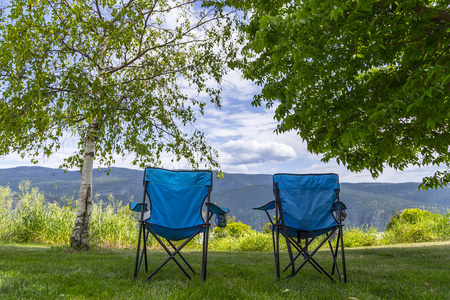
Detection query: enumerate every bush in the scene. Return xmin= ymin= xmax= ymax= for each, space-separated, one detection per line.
xmin=237 ymin=232 xmax=272 ymax=251
xmin=386 ymin=208 xmax=436 ymax=230
xmin=434 ymin=211 xmax=450 ymax=239
xmin=384 ymin=208 xmax=449 ymax=244
xmin=212 ymin=217 xmax=252 ymax=238
xmin=211 ymin=217 xmax=272 ymax=251
xmin=90 ymin=196 xmax=138 ymax=248
xmin=344 ymin=225 xmax=387 ymax=248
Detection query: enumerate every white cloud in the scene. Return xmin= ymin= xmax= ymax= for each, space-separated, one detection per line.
xmin=219 ymin=140 xmax=297 ymax=165
xmin=220 ymin=71 xmax=261 ymax=103
xmin=302 ymin=161 xmax=442 ymax=184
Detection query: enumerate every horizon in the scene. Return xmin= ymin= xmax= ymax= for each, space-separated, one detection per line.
xmin=0 ymin=165 xmax=432 ymax=185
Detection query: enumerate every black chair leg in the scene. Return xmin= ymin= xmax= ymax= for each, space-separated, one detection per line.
xmin=273 ymin=227 xmax=280 ymax=279
xmin=202 ymin=227 xmax=210 ymax=282
xmin=134 ymin=222 xmax=144 ymax=280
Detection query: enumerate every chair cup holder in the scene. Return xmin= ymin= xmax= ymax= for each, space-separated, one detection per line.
xmin=216 ymin=212 xmax=228 ymax=228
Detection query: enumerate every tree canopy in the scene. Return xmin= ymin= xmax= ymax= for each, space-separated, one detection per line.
xmin=0 ymin=0 xmax=237 ymax=248
xmin=235 ymin=0 xmax=449 ymax=189
xmin=0 ymin=0 xmax=236 ymax=170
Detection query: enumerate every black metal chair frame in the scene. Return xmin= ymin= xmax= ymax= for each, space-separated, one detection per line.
xmin=133 ymin=174 xmax=215 ymax=282
xmin=262 ymin=182 xmax=347 ymax=283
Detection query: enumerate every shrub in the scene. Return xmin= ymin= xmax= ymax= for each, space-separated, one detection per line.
xmin=384 ymin=208 xmax=448 ymax=244
xmin=210 ymin=237 xmax=237 ymax=251
xmin=237 ymin=232 xmax=272 ymax=251
xmin=211 ymin=217 xmax=272 ymax=251
xmin=386 ymin=208 xmax=436 ymax=230
xmin=434 ymin=211 xmax=450 ymax=239
xmin=89 ymin=194 xmax=138 ymax=248
xmin=344 ymin=225 xmax=387 ymax=248
xmin=212 ymin=217 xmax=252 ymax=238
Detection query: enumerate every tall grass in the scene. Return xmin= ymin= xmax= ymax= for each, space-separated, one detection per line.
xmin=1 ymin=182 xmax=449 ymax=250
xmin=0 ymin=182 xmax=137 ymax=248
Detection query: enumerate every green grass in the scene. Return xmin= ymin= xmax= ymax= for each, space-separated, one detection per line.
xmin=1 ymin=242 xmax=449 ymax=299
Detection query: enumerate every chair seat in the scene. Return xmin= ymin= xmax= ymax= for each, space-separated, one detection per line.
xmin=275 ymin=224 xmax=338 ymax=239
xmin=145 ymin=222 xmax=205 ymax=241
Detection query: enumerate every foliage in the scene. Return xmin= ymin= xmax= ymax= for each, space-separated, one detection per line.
xmin=211 ymin=217 xmax=273 ymax=251
xmin=384 ymin=208 xmax=450 ymax=243
xmin=0 ymin=183 xmax=140 ymax=247
xmin=236 ymin=231 xmax=273 ymax=251
xmin=0 ymin=0 xmax=237 ymax=170
xmin=212 ymin=216 xmax=253 ymax=238
xmin=0 ymin=0 xmax=239 ymax=249
xmin=2 ymin=183 xmax=449 ymax=249
xmin=262 ymin=221 xmax=272 ymax=234
xmin=0 ymin=181 xmax=74 ymax=244
xmin=234 ymin=0 xmax=450 ymax=189
xmin=210 ymin=217 xmax=280 ymax=251
xmin=386 ymin=208 xmax=436 ymax=229
xmin=343 ymin=225 xmax=388 ymax=248
xmin=89 ymin=196 xmax=137 ymax=248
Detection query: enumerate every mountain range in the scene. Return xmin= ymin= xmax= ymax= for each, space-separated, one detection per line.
xmin=0 ymin=166 xmax=449 ymax=230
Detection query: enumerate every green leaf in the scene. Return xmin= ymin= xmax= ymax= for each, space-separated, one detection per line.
xmin=235 ymin=0 xmax=450 ymax=188
xmin=426 ymin=117 xmax=437 ymax=129
xmin=330 ymin=9 xmax=340 ymax=21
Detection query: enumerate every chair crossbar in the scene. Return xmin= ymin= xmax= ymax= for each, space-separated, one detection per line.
xmin=167 ymin=240 xmax=196 ymax=274
xmin=292 ymin=231 xmax=338 ymax=281
xmin=144 ymin=223 xmax=204 ymax=280
xmin=282 ymin=237 xmax=323 ymax=275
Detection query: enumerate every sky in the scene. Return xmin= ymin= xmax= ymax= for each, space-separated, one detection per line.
xmin=0 ymin=70 xmax=441 ymax=184
xmin=0 ymin=2 xmax=442 ymax=184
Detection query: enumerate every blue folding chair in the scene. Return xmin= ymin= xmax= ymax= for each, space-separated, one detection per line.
xmin=129 ymin=168 xmax=229 ymax=281
xmin=254 ymin=173 xmax=347 ymax=282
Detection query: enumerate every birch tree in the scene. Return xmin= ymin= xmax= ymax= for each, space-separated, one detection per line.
xmin=234 ymin=0 xmax=449 ymax=189
xmin=0 ymin=0 xmax=237 ymax=249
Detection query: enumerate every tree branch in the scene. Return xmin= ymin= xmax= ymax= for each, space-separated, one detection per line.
xmin=412 ymin=5 xmax=450 ymax=23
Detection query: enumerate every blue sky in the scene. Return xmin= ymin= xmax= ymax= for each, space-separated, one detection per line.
xmin=0 ymin=70 xmax=440 ymax=183
xmin=0 ymin=1 xmax=441 ymax=183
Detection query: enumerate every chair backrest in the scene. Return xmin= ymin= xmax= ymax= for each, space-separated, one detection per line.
xmin=144 ymin=168 xmax=212 ymax=229
xmin=273 ymin=173 xmax=340 ymax=231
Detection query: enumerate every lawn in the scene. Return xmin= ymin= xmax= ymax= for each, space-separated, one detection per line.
xmin=1 ymin=242 xmax=449 ymax=299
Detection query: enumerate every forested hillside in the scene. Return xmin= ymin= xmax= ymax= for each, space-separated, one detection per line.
xmin=0 ymin=167 xmax=449 ymax=230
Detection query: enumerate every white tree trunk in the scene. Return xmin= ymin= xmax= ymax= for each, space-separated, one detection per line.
xmin=70 ymin=120 xmax=98 ymax=250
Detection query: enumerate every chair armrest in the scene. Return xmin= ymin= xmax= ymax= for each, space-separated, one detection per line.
xmin=209 ymin=203 xmax=229 ymax=215
xmin=332 ymin=201 xmax=347 ymax=222
xmin=332 ymin=201 xmax=347 ymax=211
xmin=253 ymin=201 xmax=275 ymax=211
xmin=209 ymin=203 xmax=229 ymax=228
xmin=129 ymin=202 xmax=147 ymax=212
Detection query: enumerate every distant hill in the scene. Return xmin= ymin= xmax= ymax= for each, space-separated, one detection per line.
xmin=0 ymin=166 xmax=449 ymax=230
